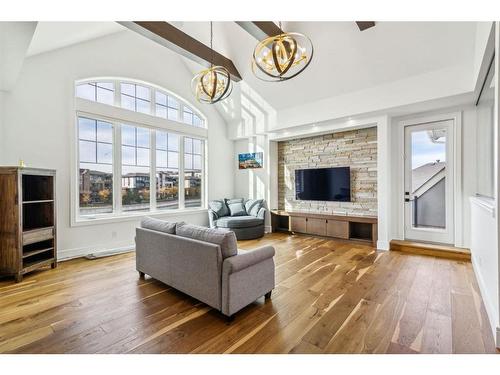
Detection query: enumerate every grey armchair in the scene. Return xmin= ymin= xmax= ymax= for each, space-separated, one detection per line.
xmin=208 ymin=198 xmax=266 ymax=240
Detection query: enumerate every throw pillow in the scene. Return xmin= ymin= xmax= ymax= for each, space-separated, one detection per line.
xmin=245 ymin=199 xmax=264 ymax=217
xmin=208 ymin=199 xmax=229 ymax=218
xmin=140 ymin=217 xmax=176 ymax=234
xmin=175 ymin=222 xmax=238 ymax=258
xmin=225 ymin=198 xmax=246 ymax=217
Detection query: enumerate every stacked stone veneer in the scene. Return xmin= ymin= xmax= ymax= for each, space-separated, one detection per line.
xmin=277 ymin=127 xmax=377 ymax=216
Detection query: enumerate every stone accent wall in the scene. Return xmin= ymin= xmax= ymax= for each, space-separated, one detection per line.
xmin=278 ymin=127 xmax=377 ymax=216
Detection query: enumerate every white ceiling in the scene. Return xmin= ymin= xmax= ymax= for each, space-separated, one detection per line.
xmin=27 ymin=22 xmax=125 ymax=56
xmin=25 ymin=21 xmax=478 ymax=114
xmin=175 ymin=21 xmax=477 ymax=110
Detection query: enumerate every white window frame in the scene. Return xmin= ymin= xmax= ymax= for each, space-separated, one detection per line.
xmin=71 ymin=78 xmax=208 ymax=227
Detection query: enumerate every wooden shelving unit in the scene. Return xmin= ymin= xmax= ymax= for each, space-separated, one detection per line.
xmin=270 ymin=210 xmax=378 ymax=246
xmin=0 ymin=167 xmax=57 ymax=282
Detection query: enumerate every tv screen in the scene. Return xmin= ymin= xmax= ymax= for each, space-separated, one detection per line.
xmin=295 ymin=167 xmax=351 ymax=202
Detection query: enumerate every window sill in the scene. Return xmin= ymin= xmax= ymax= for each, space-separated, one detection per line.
xmin=72 ymin=207 xmax=208 ymax=227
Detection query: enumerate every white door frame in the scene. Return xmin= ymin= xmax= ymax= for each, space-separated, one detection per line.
xmin=397 ymin=112 xmax=463 ymax=246
xmin=404 ymin=120 xmax=454 ymax=244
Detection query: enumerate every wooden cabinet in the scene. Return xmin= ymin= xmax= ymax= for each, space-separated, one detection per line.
xmin=306 ymin=218 xmax=327 ymax=236
xmin=271 ymin=210 xmax=377 ymax=246
xmin=326 ymin=219 xmax=349 ymax=239
xmin=290 ymin=216 xmax=307 ymax=233
xmin=0 ymin=167 xmax=57 ymax=282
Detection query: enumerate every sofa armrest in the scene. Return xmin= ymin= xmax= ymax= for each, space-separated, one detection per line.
xmin=257 ymin=207 xmax=267 ymax=220
xmin=223 ymin=245 xmax=275 ymax=274
xmin=208 ymin=209 xmax=218 ymax=228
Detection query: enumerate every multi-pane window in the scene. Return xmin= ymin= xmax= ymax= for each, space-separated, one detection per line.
xmin=121 ymin=83 xmax=151 ymax=114
xmin=78 ymin=117 xmax=113 ymax=215
xmin=121 ymin=125 xmax=151 ymax=212
xmin=76 ymin=82 xmax=114 ymax=105
xmin=155 ymin=91 xmax=180 ymax=121
xmin=76 ymin=80 xmax=206 ymax=219
xmin=184 ymin=137 xmax=203 ymax=208
xmin=76 ymin=80 xmax=205 ymax=128
xmin=156 ymin=131 xmax=179 ymax=210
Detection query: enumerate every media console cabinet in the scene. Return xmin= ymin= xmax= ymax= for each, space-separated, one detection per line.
xmin=270 ymin=210 xmax=378 ymax=246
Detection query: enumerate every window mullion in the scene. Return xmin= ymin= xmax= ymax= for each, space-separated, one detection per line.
xmin=114 ymin=123 xmax=122 ymax=214
xmin=179 ymin=135 xmax=185 ymax=209
xmin=150 ymin=130 xmax=157 ymax=212
xmin=113 ymin=80 xmax=120 ymax=107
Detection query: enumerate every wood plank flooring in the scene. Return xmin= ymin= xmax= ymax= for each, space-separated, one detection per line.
xmin=0 ymin=233 xmax=497 ymax=354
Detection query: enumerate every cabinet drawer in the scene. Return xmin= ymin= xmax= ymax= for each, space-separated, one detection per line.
xmin=23 ymin=227 xmax=54 ymax=246
xmin=306 ymin=218 xmax=327 ymax=236
xmin=290 ymin=216 xmax=307 ymax=233
xmin=326 ymin=220 xmax=349 ymax=239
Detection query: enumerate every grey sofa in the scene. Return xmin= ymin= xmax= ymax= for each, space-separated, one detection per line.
xmin=208 ymin=198 xmax=266 ymax=240
xmin=135 ymin=217 xmax=275 ymax=319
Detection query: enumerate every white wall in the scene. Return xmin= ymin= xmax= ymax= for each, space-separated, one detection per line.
xmin=470 ymin=197 xmax=499 ymax=343
xmin=2 ymin=30 xmax=234 ymax=259
xmin=277 ymin=64 xmax=473 ymax=130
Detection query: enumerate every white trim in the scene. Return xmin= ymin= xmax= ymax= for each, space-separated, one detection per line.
xmin=73 ymin=207 xmax=208 ymax=227
xmin=398 ymin=111 xmax=463 ymax=246
xmin=377 ymin=240 xmax=390 ymax=251
xmin=76 ymin=99 xmax=208 ymax=139
xmin=264 ymin=225 xmax=272 ymax=234
xmin=59 ymin=244 xmax=135 ymax=261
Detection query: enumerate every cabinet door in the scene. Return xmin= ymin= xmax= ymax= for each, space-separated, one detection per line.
xmin=290 ymin=216 xmax=307 ymax=233
xmin=326 ymin=220 xmax=349 ymax=239
xmin=306 ymin=218 xmax=327 ymax=236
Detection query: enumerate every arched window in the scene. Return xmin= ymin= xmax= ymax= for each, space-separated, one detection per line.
xmin=73 ymin=78 xmax=207 ymax=223
xmin=75 ymin=79 xmax=205 ymax=128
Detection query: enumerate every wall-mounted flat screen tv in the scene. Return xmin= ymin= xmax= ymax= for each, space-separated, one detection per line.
xmin=295 ymin=167 xmax=351 ymax=202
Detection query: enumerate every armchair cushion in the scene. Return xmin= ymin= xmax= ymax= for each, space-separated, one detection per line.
xmin=140 ymin=217 xmax=177 ymax=234
xmin=216 ymin=215 xmax=263 ymax=229
xmin=176 ymin=222 xmax=238 ymax=259
xmin=208 ymin=199 xmax=229 ymax=218
xmin=223 ymin=246 xmax=275 ymax=274
xmin=225 ymin=198 xmax=247 ymax=217
xmin=245 ymin=199 xmax=264 ymax=217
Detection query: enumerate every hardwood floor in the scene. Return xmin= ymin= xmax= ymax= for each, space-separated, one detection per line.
xmin=0 ymin=233 xmax=497 ymax=354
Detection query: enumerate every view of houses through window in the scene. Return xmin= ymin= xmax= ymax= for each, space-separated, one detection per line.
xmin=76 ymin=79 xmax=205 ymax=218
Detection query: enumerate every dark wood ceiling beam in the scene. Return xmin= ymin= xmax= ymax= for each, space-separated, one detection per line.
xmin=235 ymin=21 xmax=284 ymax=40
xmin=118 ymin=21 xmax=242 ymax=82
xmin=356 ymin=21 xmax=376 ymax=31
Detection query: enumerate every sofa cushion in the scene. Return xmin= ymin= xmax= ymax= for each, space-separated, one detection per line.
xmin=140 ymin=217 xmax=177 ymax=234
xmin=176 ymin=222 xmax=238 ymax=259
xmin=244 ymin=199 xmax=264 ymax=217
xmin=208 ymin=199 xmax=229 ymax=218
xmin=216 ymin=216 xmax=264 ymax=229
xmin=225 ymin=198 xmax=246 ymax=217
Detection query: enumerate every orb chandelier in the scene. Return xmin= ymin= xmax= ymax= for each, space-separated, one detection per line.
xmin=252 ymin=22 xmax=313 ymax=82
xmin=191 ymin=22 xmax=232 ymax=104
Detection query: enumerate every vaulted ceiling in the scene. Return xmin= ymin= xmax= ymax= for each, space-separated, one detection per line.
xmin=25 ymin=21 xmax=479 ymax=121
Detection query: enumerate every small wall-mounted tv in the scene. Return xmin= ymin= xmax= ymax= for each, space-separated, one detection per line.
xmin=295 ymin=167 xmax=351 ymax=202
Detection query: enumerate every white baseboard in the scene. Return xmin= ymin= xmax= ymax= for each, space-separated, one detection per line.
xmin=58 ymin=244 xmax=135 ymax=261
xmin=471 ymin=254 xmax=500 ymax=348
xmin=377 ymin=240 xmax=390 ymax=251
xmin=265 ymin=225 xmax=272 ymax=234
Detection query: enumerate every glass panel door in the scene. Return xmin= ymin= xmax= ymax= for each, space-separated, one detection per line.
xmin=404 ymin=120 xmax=454 ymax=244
